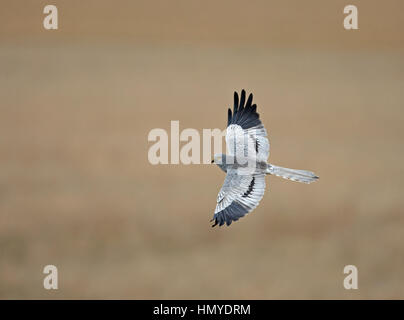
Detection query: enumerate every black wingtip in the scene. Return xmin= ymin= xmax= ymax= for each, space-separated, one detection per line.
xmin=211 ymin=218 xmax=218 ymax=227
xmin=246 ymin=93 xmax=253 ymax=108
xmin=233 ymin=91 xmax=239 ymax=114
xmin=227 ymin=108 xmax=232 ymax=126
xmin=239 ymin=90 xmax=246 ymax=110
xmin=229 ymin=90 xmax=262 ymax=129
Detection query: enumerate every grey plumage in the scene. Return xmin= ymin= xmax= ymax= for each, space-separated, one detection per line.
xmin=266 ymin=164 xmax=319 ymax=184
xmin=211 ymin=90 xmax=319 ymax=227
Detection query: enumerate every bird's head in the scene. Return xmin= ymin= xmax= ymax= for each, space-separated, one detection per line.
xmin=211 ymin=153 xmax=224 ymax=164
xmin=211 ymin=154 xmax=228 ymax=173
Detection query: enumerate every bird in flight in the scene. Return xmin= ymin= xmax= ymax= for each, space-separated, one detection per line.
xmin=211 ymin=90 xmax=319 ymax=227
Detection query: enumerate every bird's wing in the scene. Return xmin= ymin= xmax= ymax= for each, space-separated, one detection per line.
xmin=226 ymin=90 xmax=270 ymax=163
xmin=212 ymin=169 xmax=266 ymax=227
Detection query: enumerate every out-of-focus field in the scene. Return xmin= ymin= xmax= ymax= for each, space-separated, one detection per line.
xmin=1 ymin=0 xmax=404 ymax=299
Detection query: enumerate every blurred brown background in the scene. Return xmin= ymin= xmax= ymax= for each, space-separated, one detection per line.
xmin=1 ymin=0 xmax=404 ymax=299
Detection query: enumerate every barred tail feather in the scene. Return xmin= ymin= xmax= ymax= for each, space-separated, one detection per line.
xmin=266 ymin=164 xmax=319 ymax=184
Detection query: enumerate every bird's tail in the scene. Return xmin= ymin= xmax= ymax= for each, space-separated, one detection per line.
xmin=266 ymin=164 xmax=319 ymax=184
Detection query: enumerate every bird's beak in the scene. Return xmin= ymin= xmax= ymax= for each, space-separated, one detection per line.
xmin=211 ymin=159 xmax=214 ymax=164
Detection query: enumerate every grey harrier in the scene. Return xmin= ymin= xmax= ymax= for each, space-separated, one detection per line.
xmin=211 ymin=90 xmax=319 ymax=227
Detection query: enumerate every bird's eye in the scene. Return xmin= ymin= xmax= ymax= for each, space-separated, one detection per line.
xmin=211 ymin=159 xmax=214 ymax=163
